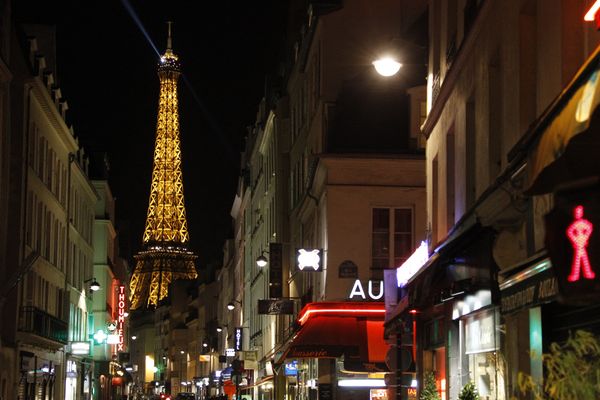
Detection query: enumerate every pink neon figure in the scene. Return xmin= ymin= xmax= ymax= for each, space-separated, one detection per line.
xmin=566 ymin=205 xmax=595 ymax=282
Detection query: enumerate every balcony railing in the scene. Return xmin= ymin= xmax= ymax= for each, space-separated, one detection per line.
xmin=19 ymin=306 xmax=68 ymax=344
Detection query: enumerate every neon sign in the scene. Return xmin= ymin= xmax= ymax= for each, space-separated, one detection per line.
xmin=396 ymin=241 xmax=429 ymax=287
xmin=117 ymin=285 xmax=127 ymax=351
xmin=567 ymin=205 xmax=595 ymax=282
xmin=234 ymin=327 xmax=243 ymax=351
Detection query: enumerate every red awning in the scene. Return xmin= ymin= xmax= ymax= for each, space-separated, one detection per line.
xmin=277 ymin=302 xmax=388 ymax=370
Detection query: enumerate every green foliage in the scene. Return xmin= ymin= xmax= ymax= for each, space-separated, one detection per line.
xmin=420 ymin=371 xmax=441 ymax=400
xmin=458 ymin=382 xmax=480 ymax=400
xmin=517 ymin=330 xmax=600 ymax=399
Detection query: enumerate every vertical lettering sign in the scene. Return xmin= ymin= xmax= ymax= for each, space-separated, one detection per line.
xmin=117 ymin=285 xmax=126 ymax=351
xmin=269 ymin=242 xmax=283 ymax=298
xmin=234 ymin=327 xmax=243 ymax=351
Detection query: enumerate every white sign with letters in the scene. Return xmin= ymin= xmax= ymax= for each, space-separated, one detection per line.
xmin=349 ymin=280 xmax=384 ymax=300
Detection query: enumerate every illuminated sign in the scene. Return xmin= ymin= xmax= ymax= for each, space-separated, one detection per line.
xmin=585 ymin=0 xmax=600 ymax=28
xmin=199 ymin=355 xmax=211 ymax=362
xmin=257 ymin=299 xmax=294 ymax=315
xmin=296 ymin=249 xmax=323 ymax=271
xmin=566 ymin=205 xmax=595 ymax=282
xmin=117 ymin=285 xmax=127 ymax=351
xmin=284 ymin=360 xmax=298 ymax=376
xmin=69 ymin=341 xmax=91 ymax=355
xmin=93 ymin=329 xmax=108 ymax=344
xmin=226 ymin=348 xmax=235 ymax=357
xmin=348 ymin=280 xmax=383 ymax=300
xmin=396 ymin=241 xmax=429 ymax=287
xmin=107 ymin=334 xmax=120 ymax=344
xmin=370 ymin=389 xmax=388 ymax=400
xmin=67 ymin=360 xmax=77 ymax=378
xmin=234 ymin=327 xmax=243 ymax=351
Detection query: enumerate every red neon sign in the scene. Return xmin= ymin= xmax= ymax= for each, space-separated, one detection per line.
xmin=117 ymin=285 xmax=126 ymax=351
xmin=566 ymin=205 xmax=595 ymax=282
xmin=297 ymin=302 xmax=385 ymax=325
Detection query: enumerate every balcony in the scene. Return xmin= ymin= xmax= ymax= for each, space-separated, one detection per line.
xmin=18 ymin=306 xmax=68 ymax=347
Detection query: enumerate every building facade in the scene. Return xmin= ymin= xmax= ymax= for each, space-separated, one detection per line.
xmin=0 ymin=23 xmax=98 ymax=400
xmin=385 ymin=1 xmax=600 ymax=400
xmin=203 ymin=2 xmax=430 ymax=400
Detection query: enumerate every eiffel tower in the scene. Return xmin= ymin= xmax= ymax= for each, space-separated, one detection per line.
xmin=129 ymin=23 xmax=198 ymax=310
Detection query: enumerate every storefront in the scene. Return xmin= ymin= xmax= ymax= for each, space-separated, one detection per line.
xmin=18 ymin=349 xmax=64 ymax=400
xmin=276 ymin=302 xmax=388 ymax=400
xmin=385 ymin=226 xmax=504 ymax=400
xmin=497 ymin=42 xmax=600 ymax=397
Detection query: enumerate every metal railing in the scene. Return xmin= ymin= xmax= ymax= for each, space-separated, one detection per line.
xmin=19 ymin=306 xmax=68 ymax=344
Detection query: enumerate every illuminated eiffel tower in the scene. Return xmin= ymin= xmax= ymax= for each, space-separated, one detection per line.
xmin=129 ymin=23 xmax=198 ymax=310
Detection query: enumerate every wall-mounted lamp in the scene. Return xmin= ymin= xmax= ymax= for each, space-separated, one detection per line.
xmin=131 ymin=335 xmax=137 ymax=340
xmin=216 ymin=327 xmax=223 ymax=333
xmin=227 ymin=300 xmax=242 ymax=311
xmin=256 ymin=252 xmax=268 ymax=268
xmin=84 ymin=277 xmax=101 ymax=292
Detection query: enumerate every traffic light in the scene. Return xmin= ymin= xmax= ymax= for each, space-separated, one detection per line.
xmin=545 ymin=186 xmax=600 ymax=304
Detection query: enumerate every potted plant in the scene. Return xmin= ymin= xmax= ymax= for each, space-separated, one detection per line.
xmin=458 ymin=382 xmax=480 ymax=400
xmin=420 ymin=371 xmax=441 ymax=400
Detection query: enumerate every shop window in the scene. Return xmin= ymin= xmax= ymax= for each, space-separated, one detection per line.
xmin=463 ymin=310 xmax=506 ymax=400
xmin=423 ymin=346 xmax=447 ymax=400
xmin=371 ymin=208 xmax=413 ymax=279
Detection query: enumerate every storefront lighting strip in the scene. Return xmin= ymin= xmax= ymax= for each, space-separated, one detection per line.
xmin=338 ymin=379 xmax=385 ymax=387
xmin=298 ymin=308 xmax=385 ymax=325
xmin=499 ymin=259 xmax=551 ymax=290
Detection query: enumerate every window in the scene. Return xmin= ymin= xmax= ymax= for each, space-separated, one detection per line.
xmin=371 ymin=208 xmax=413 ymax=279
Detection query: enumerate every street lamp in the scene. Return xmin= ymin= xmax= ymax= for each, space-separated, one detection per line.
xmin=216 ymin=327 xmax=223 ymax=333
xmin=227 ymin=300 xmax=241 ymax=311
xmin=256 ymin=254 xmax=268 ymax=268
xmin=84 ymin=277 xmax=101 ymax=292
xmin=372 ymin=57 xmax=402 ymax=77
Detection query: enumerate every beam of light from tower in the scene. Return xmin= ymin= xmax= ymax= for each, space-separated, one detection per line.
xmin=181 ymin=75 xmax=236 ymax=162
xmin=120 ymin=0 xmax=236 ymax=164
xmin=120 ymin=0 xmax=161 ymax=57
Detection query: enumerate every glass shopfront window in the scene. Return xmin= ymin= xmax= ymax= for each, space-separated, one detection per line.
xmin=423 ymin=318 xmax=447 ymax=400
xmin=463 ymin=309 xmax=506 ymax=400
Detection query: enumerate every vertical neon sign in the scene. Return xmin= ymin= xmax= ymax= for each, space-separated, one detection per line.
xmin=566 ymin=205 xmax=595 ymax=282
xmin=117 ymin=285 xmax=126 ymax=351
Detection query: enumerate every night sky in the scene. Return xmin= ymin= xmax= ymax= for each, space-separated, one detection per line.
xmin=14 ymin=1 xmax=288 ymax=269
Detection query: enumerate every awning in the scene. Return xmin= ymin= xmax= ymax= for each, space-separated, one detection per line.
xmin=276 ymin=302 xmax=387 ymax=371
xmin=525 ymin=45 xmax=600 ymax=194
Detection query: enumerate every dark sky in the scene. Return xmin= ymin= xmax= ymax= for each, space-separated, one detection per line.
xmin=14 ymin=1 xmax=288 ymax=269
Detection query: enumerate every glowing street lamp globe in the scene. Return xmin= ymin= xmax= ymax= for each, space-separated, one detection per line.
xmin=372 ymin=57 xmax=402 ymax=77
xmin=256 ymin=255 xmax=268 ymax=268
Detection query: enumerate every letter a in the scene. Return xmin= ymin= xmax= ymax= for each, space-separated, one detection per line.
xmin=349 ymin=280 xmax=366 ymax=299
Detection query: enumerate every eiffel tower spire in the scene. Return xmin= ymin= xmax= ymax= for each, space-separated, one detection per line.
xmin=129 ymin=23 xmax=198 ymax=310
